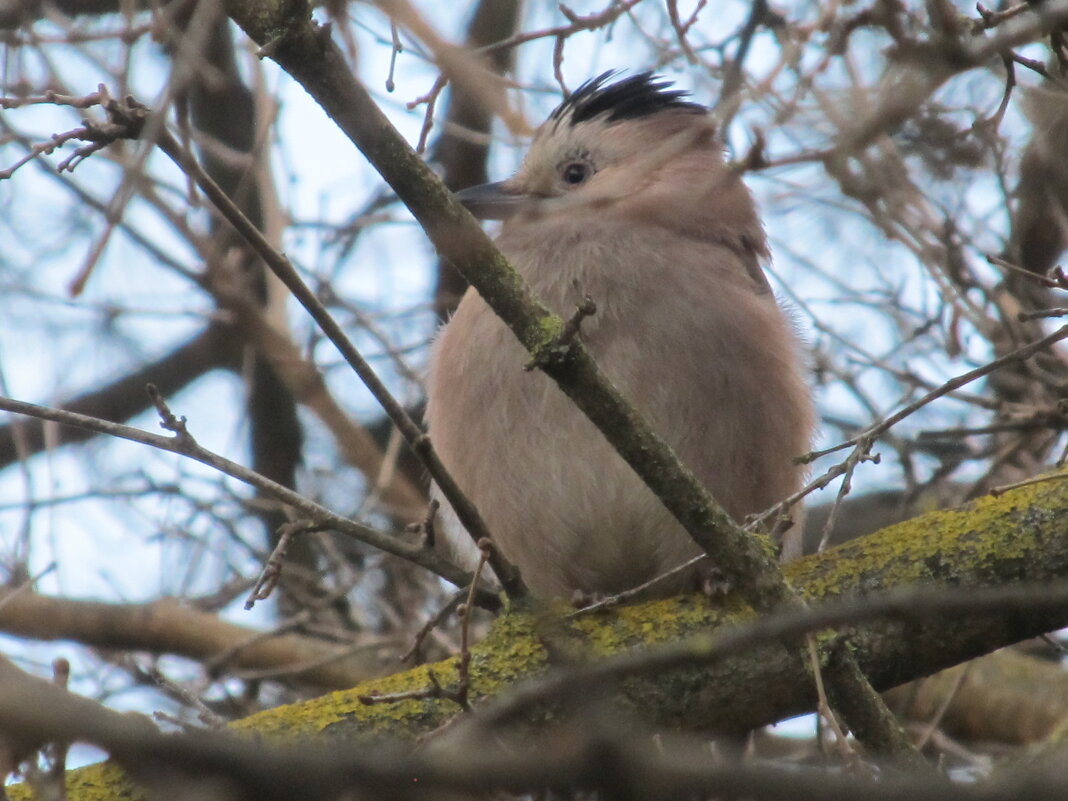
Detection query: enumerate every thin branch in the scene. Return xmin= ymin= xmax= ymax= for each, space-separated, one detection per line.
xmin=150 ymin=127 xmax=527 ymax=602
xmin=0 ymin=392 xmax=493 ymax=606
xmin=474 ymin=0 xmax=647 ymax=57
xmin=799 ymin=324 xmax=1068 ymax=465
xmin=0 ymin=587 xmax=384 ymax=690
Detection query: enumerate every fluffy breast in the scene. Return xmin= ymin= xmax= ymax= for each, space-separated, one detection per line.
xmin=425 ymin=222 xmax=813 ymax=596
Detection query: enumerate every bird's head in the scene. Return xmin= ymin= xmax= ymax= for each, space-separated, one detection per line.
xmin=455 ymin=72 xmax=762 ymax=251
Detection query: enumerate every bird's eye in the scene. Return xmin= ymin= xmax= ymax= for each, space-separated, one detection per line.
xmin=561 ymin=162 xmax=590 ymax=185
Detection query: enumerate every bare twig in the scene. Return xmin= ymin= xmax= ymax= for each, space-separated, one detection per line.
xmin=400 ymin=588 xmax=465 ymax=664
xmin=524 ymin=295 xmax=597 ymax=371
xmin=990 ymin=468 xmax=1068 ymax=496
xmin=246 ymin=521 xmax=321 ymax=610
xmin=760 ymin=325 xmax=1068 ymax=534
xmin=0 ymin=86 xmax=146 ymax=179
xmin=0 ymin=393 xmax=491 ymax=605
xmin=151 ymin=126 xmax=527 ymax=602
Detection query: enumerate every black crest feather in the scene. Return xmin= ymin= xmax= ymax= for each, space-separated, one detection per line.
xmin=551 ymin=71 xmax=705 ymax=127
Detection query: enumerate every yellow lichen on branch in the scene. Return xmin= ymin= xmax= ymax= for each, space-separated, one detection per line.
xmin=8 ymin=473 xmax=1068 ymax=801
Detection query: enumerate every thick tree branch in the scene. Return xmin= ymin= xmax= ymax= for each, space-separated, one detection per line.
xmin=287 ymin=475 xmax=1068 ymax=742
xmin=884 ymin=649 xmax=1068 ymax=745
xmin=3 ymin=651 xmax=1046 ymax=801
xmin=7 ymin=474 xmax=1068 ymax=799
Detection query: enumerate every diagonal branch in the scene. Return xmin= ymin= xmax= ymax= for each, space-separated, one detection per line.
xmin=0 ymin=392 xmax=488 ymax=604
xmin=152 ymin=127 xmax=528 ymax=602
xmin=0 ymin=322 xmax=239 ymax=469
xmin=220 ymin=0 xmax=921 ymax=763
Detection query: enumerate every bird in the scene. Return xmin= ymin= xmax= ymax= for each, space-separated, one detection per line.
xmin=424 ymin=72 xmax=814 ymax=598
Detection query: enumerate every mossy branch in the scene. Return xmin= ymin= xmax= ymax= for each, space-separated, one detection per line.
xmin=13 ymin=474 xmax=1068 ymax=801
xmin=241 ymin=474 xmax=1068 ymax=740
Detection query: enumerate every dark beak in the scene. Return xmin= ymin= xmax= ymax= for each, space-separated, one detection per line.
xmin=454 ymin=181 xmax=531 ymax=221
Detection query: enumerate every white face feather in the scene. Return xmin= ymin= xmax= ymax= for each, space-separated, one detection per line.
xmin=512 ymin=122 xmax=609 ymax=201
xmin=504 ymin=110 xmax=717 ymax=222
xmin=456 ymin=73 xmax=712 ymax=220
xmin=509 ymin=73 xmax=709 ymax=206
